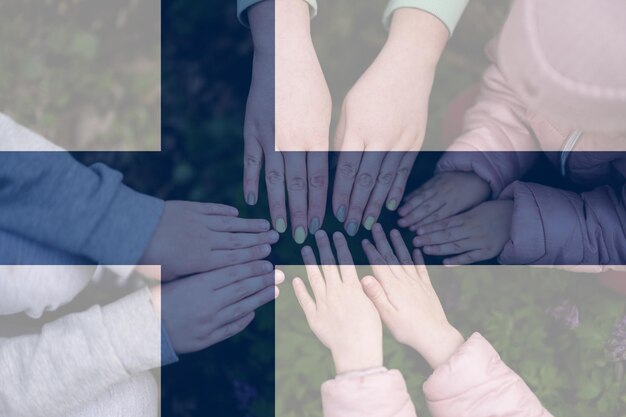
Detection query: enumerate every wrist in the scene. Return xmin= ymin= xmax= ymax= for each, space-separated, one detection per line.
xmin=331 ymin=345 xmax=383 ymax=374
xmin=386 ymin=8 xmax=448 ymax=66
xmin=411 ymin=325 xmax=464 ymax=369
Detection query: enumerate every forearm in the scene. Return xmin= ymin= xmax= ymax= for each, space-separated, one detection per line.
xmin=386 ymin=8 xmax=448 ymax=67
xmin=249 ymin=0 xmax=312 ymax=53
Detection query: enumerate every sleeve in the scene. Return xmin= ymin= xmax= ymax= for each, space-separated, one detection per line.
xmin=423 ymin=333 xmax=554 ymax=417
xmin=0 ymin=288 xmax=162 ymax=417
xmin=321 ymin=368 xmax=418 ymax=417
xmin=497 ymin=180 xmax=626 ymax=268
xmin=0 ymin=114 xmax=164 ymax=266
xmin=383 ymin=0 xmax=469 ymax=34
xmin=436 ymin=63 xmax=539 ymax=198
xmin=237 ymin=0 xmax=318 ymax=27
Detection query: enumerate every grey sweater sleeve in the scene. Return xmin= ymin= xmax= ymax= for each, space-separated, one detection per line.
xmin=0 ymin=114 xmax=164 ymax=266
xmin=0 ymin=287 xmax=162 ymax=417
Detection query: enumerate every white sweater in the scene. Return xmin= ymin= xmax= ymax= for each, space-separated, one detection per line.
xmin=0 ymin=265 xmax=161 ymax=417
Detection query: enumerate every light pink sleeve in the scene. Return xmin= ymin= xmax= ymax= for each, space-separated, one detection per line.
xmin=424 ymin=333 xmax=554 ymax=417
xmin=436 ymin=62 xmax=539 ymax=197
xmin=321 ymin=369 xmax=418 ymax=417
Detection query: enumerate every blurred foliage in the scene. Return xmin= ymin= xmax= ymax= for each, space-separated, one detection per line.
xmin=0 ymin=0 xmax=159 ymax=150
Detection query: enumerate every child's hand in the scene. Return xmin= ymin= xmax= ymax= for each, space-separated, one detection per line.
xmin=361 ymin=225 xmax=464 ymax=369
xmin=140 ymin=201 xmax=278 ymax=281
xmin=153 ymin=260 xmax=282 ymax=354
xmin=293 ymin=231 xmax=383 ymax=374
xmin=398 ymin=172 xmax=490 ymax=230
xmin=412 ymin=200 xmax=514 ymax=265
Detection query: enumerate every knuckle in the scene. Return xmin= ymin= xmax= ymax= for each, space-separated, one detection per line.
xmin=244 ymin=154 xmax=261 ymax=167
xmin=377 ymin=171 xmax=394 ymax=185
xmin=356 ymin=173 xmax=375 ymax=188
xmin=308 ymin=174 xmax=326 ymax=189
xmin=339 ymin=161 xmax=358 ymax=179
xmin=287 ymin=176 xmax=306 ymax=191
xmin=397 ymin=167 xmax=410 ymax=178
xmin=266 ymin=170 xmax=285 ymax=185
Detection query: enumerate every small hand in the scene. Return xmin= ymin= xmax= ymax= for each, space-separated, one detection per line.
xmin=412 ymin=200 xmax=514 ymax=265
xmin=398 ymin=172 xmax=490 ymax=230
xmin=139 ymin=201 xmax=278 ymax=281
xmin=153 ymin=260 xmax=283 ymax=354
xmin=244 ymin=0 xmax=330 ymax=243
xmin=361 ymin=224 xmax=464 ymax=369
xmin=293 ymin=231 xmax=383 ymax=374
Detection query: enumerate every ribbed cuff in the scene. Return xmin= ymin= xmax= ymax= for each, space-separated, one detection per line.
xmin=383 ymin=0 xmax=469 ymax=34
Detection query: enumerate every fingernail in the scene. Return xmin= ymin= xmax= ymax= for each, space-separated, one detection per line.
xmin=269 ymin=230 xmax=279 ymax=242
xmin=363 ymin=216 xmax=375 ymax=231
xmin=262 ymin=244 xmax=271 ymax=254
xmin=387 ymin=199 xmax=397 ymax=211
xmin=336 ymin=206 xmax=347 ymax=222
xmin=346 ymin=221 xmax=358 ymax=237
xmin=263 ymin=262 xmax=273 ymax=272
xmin=246 ymin=192 xmax=256 ymax=205
xmin=294 ymin=227 xmax=307 ymax=244
xmin=413 ymin=237 xmax=422 ymax=246
xmin=309 ymin=217 xmax=321 ymax=234
xmin=275 ymin=217 xmax=287 ymax=233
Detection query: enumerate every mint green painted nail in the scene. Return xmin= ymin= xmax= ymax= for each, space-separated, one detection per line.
xmin=387 ymin=199 xmax=398 ymax=211
xmin=275 ymin=218 xmax=287 ymax=233
xmin=346 ymin=221 xmax=358 ymax=237
xmin=309 ymin=217 xmax=321 ymax=234
xmin=364 ymin=216 xmax=375 ymax=231
xmin=294 ymin=227 xmax=306 ymax=244
xmin=336 ymin=206 xmax=347 ymax=222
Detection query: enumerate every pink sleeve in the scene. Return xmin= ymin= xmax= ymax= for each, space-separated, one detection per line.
xmin=436 ymin=63 xmax=539 ymax=197
xmin=424 ymin=333 xmax=553 ymax=417
xmin=321 ymin=369 xmax=417 ymax=417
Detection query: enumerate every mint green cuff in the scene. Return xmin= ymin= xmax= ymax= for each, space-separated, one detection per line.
xmin=237 ymin=0 xmax=318 ymax=28
xmin=383 ymin=0 xmax=469 ymax=35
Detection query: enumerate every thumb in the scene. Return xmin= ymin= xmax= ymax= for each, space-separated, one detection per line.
xmin=361 ymin=275 xmax=392 ymax=312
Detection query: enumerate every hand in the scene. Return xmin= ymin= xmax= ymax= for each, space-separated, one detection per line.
xmin=412 ymin=200 xmax=514 ymax=265
xmin=139 ymin=201 xmax=278 ymax=281
xmin=331 ymin=9 xmax=447 ymax=236
xmin=293 ymin=231 xmax=383 ymax=374
xmin=361 ymin=224 xmax=464 ymax=369
xmin=398 ymin=172 xmax=491 ymax=230
xmin=151 ymin=260 xmax=283 ymax=354
xmin=244 ymin=0 xmax=330 ymax=244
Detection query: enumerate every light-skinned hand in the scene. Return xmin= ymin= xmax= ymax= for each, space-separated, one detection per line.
xmin=412 ymin=200 xmax=514 ymax=265
xmin=244 ymin=0 xmax=330 ymax=244
xmin=293 ymin=230 xmax=383 ymax=374
xmin=139 ymin=201 xmax=278 ymax=281
xmin=361 ymin=224 xmax=464 ymax=369
xmin=398 ymin=171 xmax=491 ymax=230
xmin=332 ymin=9 xmax=447 ymax=236
xmin=151 ymin=261 xmax=283 ymax=354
